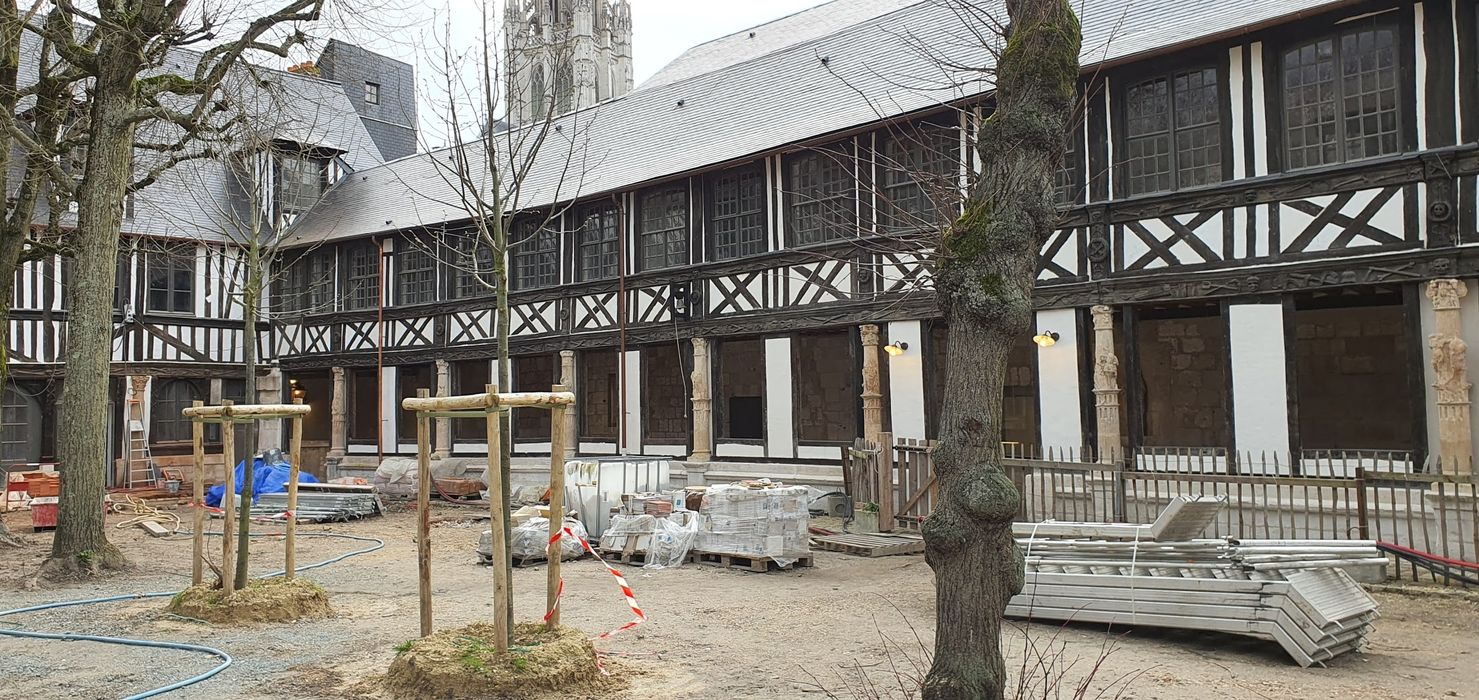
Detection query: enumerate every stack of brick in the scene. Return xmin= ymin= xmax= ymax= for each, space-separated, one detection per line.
xmin=695 ymin=483 xmax=810 ymax=565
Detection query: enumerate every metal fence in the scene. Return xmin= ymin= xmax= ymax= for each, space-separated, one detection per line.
xmin=846 ymin=436 xmax=1479 ymax=585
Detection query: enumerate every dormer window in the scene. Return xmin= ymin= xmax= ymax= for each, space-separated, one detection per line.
xmin=364 ymin=81 xmax=380 ymax=105
xmin=279 ymin=154 xmax=326 ymax=215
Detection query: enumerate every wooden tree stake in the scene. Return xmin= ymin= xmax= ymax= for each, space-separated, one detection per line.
xmin=190 ymin=400 xmax=205 ymax=586
xmin=484 ymin=384 xmax=509 ymax=652
xmin=220 ymin=399 xmax=237 ymax=595
xmin=545 ymin=384 xmax=568 ymax=630
xmin=415 ymin=388 xmax=433 ymax=637
xmin=285 ymin=397 xmax=304 ymax=580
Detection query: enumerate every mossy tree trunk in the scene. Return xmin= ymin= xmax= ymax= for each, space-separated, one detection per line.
xmin=921 ymin=1 xmax=1079 ymax=697
xmin=46 ymin=22 xmax=145 ymax=577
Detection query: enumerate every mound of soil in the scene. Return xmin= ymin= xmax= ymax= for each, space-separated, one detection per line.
xmin=167 ymin=578 xmax=331 ymax=624
xmin=385 ymin=623 xmax=616 ymax=699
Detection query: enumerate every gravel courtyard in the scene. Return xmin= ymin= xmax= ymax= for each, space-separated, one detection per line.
xmin=2 ymin=506 xmax=1476 ymax=699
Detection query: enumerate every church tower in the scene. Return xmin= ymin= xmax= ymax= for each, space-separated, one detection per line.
xmin=504 ymin=0 xmax=633 ymax=128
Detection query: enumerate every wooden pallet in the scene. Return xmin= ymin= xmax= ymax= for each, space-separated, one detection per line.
xmin=811 ymin=532 xmax=926 ymax=558
xmin=688 ymin=550 xmax=814 ymax=573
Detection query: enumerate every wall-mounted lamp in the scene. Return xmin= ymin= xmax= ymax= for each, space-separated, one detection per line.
xmin=289 ymin=378 xmax=307 ymax=401
xmin=884 ymin=340 xmax=909 ymax=356
xmin=1032 ymin=331 xmax=1060 ymax=348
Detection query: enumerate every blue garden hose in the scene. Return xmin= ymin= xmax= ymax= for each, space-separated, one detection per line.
xmin=0 ymin=531 xmax=384 ymax=699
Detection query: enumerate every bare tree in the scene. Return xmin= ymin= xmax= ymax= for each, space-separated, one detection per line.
xmin=5 ymin=0 xmax=330 ymax=579
xmin=922 ymin=0 xmax=1080 ymax=697
xmin=387 ymin=3 xmax=593 ymax=640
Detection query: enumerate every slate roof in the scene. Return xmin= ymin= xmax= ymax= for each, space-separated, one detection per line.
xmin=285 ymin=0 xmax=1352 ymax=246
xmin=639 ymin=0 xmax=920 ymax=90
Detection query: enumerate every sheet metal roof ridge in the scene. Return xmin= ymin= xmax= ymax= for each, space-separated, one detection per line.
xmin=640 ymin=0 xmax=929 ymax=89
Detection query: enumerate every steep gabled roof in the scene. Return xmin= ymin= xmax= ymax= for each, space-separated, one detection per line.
xmin=285 ymin=0 xmax=1354 ymax=246
xmin=640 ymin=0 xmax=921 ymax=90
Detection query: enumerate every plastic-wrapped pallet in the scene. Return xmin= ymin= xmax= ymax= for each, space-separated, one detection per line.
xmin=479 ymin=517 xmax=589 ymax=564
xmin=696 ymin=484 xmax=810 ymax=566
xmin=601 ymin=512 xmax=700 ymax=569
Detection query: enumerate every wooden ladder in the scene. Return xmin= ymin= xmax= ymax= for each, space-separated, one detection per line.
xmin=125 ymin=419 xmax=157 ymax=489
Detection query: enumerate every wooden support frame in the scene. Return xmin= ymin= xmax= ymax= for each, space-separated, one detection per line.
xmin=184 ymin=400 xmax=312 ymax=593
xmin=400 ymin=385 xmax=576 ymax=646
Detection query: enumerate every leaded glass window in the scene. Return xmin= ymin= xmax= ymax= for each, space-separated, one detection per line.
xmin=638 ymin=186 xmax=688 ymax=271
xmin=279 ymin=154 xmax=325 ymax=214
xmin=879 ymin=123 xmax=960 ymax=231
xmin=1056 ymin=125 xmax=1082 ymax=207
xmin=448 ymin=234 xmax=494 ymax=299
xmin=577 ymin=204 xmax=619 ymax=282
xmin=397 ymin=245 xmax=435 ymax=305
xmin=511 ymin=219 xmax=560 ymax=290
xmin=151 ymin=379 xmax=204 ymax=443
xmin=786 ymin=143 xmax=857 ymax=246
xmin=1283 ymin=24 xmax=1400 ymax=169
xmin=305 ymin=250 xmax=334 ymax=312
xmin=1120 ymin=66 xmax=1222 ymax=196
xmin=707 ymin=164 xmax=767 ymax=261
xmin=344 ymin=242 xmax=380 ymax=310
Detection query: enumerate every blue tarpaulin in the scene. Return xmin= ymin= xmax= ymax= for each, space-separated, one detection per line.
xmin=205 ymin=455 xmax=317 ymax=507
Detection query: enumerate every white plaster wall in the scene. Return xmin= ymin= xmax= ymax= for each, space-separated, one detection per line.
xmin=380 ymin=365 xmax=397 ymax=454
xmin=765 ymin=337 xmax=795 ymax=458
xmin=1035 ymin=308 xmax=1082 ymax=451
xmin=886 ymin=320 xmax=926 ymax=440
xmin=1228 ymin=304 xmax=1291 ymax=457
xmin=622 ymin=349 xmax=642 ymax=454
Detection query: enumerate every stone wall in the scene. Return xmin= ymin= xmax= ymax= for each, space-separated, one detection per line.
xmin=1136 ymin=313 xmax=1228 ymax=448
xmin=1294 ymin=303 xmax=1413 ymax=450
xmin=794 ymin=331 xmax=858 ymax=442
xmin=643 ymin=343 xmax=688 ymax=442
xmin=717 ymin=339 xmax=764 ymax=439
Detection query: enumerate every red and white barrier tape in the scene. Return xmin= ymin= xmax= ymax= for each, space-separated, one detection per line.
xmin=543 ymin=526 xmax=647 ymax=640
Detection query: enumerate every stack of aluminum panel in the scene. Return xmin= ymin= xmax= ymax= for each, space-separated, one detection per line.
xmin=1007 ymin=567 xmax=1378 ymax=667
xmin=1020 ymin=537 xmax=1384 ymax=581
xmin=251 ymin=485 xmax=383 ymax=523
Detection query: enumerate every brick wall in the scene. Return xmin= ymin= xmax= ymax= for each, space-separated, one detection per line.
xmin=1136 ymin=314 xmax=1228 ymax=448
xmin=1294 ymin=304 xmax=1413 ymax=450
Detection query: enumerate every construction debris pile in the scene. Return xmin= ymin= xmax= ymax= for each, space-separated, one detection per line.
xmin=1008 ymin=496 xmax=1382 ymax=667
xmin=250 ymin=483 xmax=384 ymax=523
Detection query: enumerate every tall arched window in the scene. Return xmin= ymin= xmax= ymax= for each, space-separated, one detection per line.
xmin=151 ymin=379 xmax=204 ymax=444
xmin=1 ymin=386 xmax=41 ymax=465
xmin=531 ymin=65 xmax=548 ymax=118
xmin=555 ymin=63 xmax=573 ymax=114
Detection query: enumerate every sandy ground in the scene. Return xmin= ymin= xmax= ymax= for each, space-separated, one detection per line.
xmin=2 ymin=504 xmax=1477 ymax=700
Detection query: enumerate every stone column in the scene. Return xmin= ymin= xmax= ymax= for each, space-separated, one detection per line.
xmin=859 ymin=324 xmax=884 ymax=445
xmin=560 ymin=350 xmax=578 ymax=456
xmin=127 ymin=375 xmax=150 ymax=434
xmin=256 ymin=368 xmax=284 ymax=451
xmin=1427 ymin=279 xmax=1473 ymax=478
xmin=433 ymin=359 xmax=451 ymax=460
xmin=689 ymin=338 xmax=713 ymax=462
xmin=1091 ymin=305 xmax=1123 ymax=464
xmin=328 ymin=367 xmax=347 ymax=459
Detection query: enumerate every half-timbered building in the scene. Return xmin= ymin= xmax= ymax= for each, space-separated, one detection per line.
xmin=13 ymin=0 xmax=1479 ymax=484
xmin=3 ymin=41 xmax=412 ymax=480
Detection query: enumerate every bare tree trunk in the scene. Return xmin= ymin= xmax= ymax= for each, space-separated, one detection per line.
xmin=921 ymin=1 xmax=1079 ymax=697
xmin=494 ymin=218 xmax=514 ymax=638
xmin=235 ymin=239 xmax=262 ymax=589
xmin=45 ymin=37 xmax=143 ymax=577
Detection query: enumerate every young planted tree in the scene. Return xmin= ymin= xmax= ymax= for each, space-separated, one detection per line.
xmin=28 ymin=0 xmax=328 ymax=578
xmin=922 ymin=0 xmax=1080 ymax=697
xmin=399 ymin=5 xmax=591 ymax=640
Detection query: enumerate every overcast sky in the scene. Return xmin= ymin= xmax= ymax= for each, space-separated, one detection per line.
xmin=326 ymin=0 xmax=830 ymax=145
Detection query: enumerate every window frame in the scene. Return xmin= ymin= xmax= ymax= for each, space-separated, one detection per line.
xmin=343 ymin=240 xmax=381 ymax=311
xmin=636 ymin=183 xmax=689 ymax=272
xmin=396 ymin=242 xmax=437 ymax=306
xmin=784 ymin=141 xmax=858 ymax=247
xmin=1113 ymin=60 xmax=1228 ymax=197
xmin=150 ymin=379 xmax=204 ymax=444
xmin=705 ymin=161 xmax=768 ymax=262
xmin=510 ymin=217 xmax=561 ymax=291
xmin=876 ymin=120 xmax=962 ymax=232
xmin=1276 ymin=18 xmax=1406 ymax=171
xmin=143 ymin=243 xmax=196 ymax=315
xmin=575 ymin=203 xmax=620 ymax=282
xmin=277 ymin=153 xmax=327 ymax=215
xmin=449 ymin=233 xmax=495 ymax=300
xmin=364 ymin=81 xmax=380 ymax=105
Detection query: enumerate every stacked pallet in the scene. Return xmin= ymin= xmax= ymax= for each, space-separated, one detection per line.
xmin=1021 ymin=538 xmax=1385 ymax=581
xmin=1008 ymin=568 xmax=1378 ymax=667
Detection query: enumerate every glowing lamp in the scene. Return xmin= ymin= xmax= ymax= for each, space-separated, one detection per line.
xmin=884 ymin=341 xmax=909 ymax=356
xmin=1032 ymin=331 xmax=1060 ymax=348
xmin=289 ymin=379 xmax=307 ymax=401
